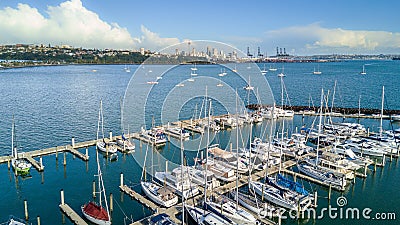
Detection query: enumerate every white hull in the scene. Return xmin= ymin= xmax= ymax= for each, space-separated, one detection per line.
xmin=141 ymin=181 xmax=178 ymax=207
xmin=250 ymin=181 xmax=297 ymax=211
xmin=81 ymin=205 xmax=111 ymax=225
xmin=96 ymin=141 xmax=117 ymax=154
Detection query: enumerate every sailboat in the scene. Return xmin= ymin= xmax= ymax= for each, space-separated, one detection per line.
xmin=243 ymin=75 xmax=254 ymax=90
xmin=269 ymin=63 xmax=277 ymax=71
xmin=232 ymin=64 xmax=237 ymax=73
xmin=360 ymin=65 xmax=366 ymax=75
xmin=261 ymin=64 xmax=268 ymax=75
xmin=96 ymin=100 xmax=117 ymax=155
xmin=141 ymin=137 xmax=178 ymax=207
xmin=313 ymin=64 xmax=322 ymax=75
xmin=277 ymin=66 xmax=285 ymax=77
xmin=124 ymin=65 xmax=130 ymax=73
xmin=116 ymin=100 xmax=135 ymax=152
xmin=191 ymin=63 xmax=198 ymax=71
xmin=4 ymin=216 xmax=26 ymax=225
xmin=11 ymin=116 xmax=32 ymax=175
xmin=297 ymin=90 xmax=347 ymax=189
xmin=186 ymin=100 xmax=234 ymax=225
xmin=81 ymin=152 xmax=112 ymax=225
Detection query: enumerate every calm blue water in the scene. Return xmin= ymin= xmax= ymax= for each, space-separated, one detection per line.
xmin=0 ymin=61 xmax=399 ymax=224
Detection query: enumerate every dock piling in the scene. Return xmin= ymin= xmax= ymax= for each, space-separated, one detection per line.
xmin=120 ymin=172 xmax=124 ymax=187
xmin=63 ymin=152 xmax=66 ymax=166
xmin=56 ymin=146 xmax=58 ymax=160
xmin=24 ymin=199 xmax=28 ymax=220
xmin=109 ymin=131 xmax=113 ymax=141
xmin=72 ymin=137 xmax=75 ymax=148
xmin=382 ymin=155 xmax=386 ymax=167
xmin=353 ymin=169 xmax=356 ymax=184
xmin=61 ymin=189 xmax=65 ymax=205
xmin=92 ymin=180 xmax=96 ymax=198
xmin=328 ymin=184 xmax=332 ymax=200
xmin=364 ymin=164 xmax=367 ymax=177
xmin=37 ymin=216 xmax=41 ymax=225
xmin=39 ymin=157 xmax=43 ymax=170
xmin=85 ymin=148 xmax=88 ymax=158
xmin=7 ymin=159 xmax=10 ymax=170
xmin=314 ymin=191 xmax=318 ymax=207
xmin=110 ymin=193 xmax=113 ymax=212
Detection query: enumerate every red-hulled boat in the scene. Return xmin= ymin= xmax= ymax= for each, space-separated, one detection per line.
xmin=81 ymin=202 xmax=111 ymax=225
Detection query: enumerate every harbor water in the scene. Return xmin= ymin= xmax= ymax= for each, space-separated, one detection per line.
xmin=0 ymin=61 xmax=399 ymax=224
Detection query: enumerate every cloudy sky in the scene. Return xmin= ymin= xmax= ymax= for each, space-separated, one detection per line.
xmin=0 ymin=0 xmax=399 ymax=55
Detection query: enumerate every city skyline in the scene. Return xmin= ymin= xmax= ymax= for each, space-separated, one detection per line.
xmin=0 ymin=0 xmax=399 ymax=55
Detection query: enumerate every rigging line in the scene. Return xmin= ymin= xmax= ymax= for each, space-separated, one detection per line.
xmin=114 ymin=198 xmax=132 ymax=221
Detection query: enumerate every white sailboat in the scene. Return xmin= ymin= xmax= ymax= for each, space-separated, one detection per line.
xmin=269 ymin=63 xmax=277 ymax=71
xmin=117 ymin=101 xmax=135 ymax=152
xmin=360 ymin=65 xmax=366 ymax=75
xmin=243 ymin=75 xmax=254 ymax=90
xmin=96 ymin=100 xmax=117 ymax=155
xmin=261 ymin=64 xmax=268 ymax=75
xmin=186 ymin=100 xmax=234 ymax=225
xmin=81 ymin=152 xmax=111 ymax=225
xmin=11 ymin=116 xmax=32 ymax=175
xmin=141 ymin=136 xmax=178 ymax=207
xmin=313 ymin=64 xmax=322 ymax=75
xmin=277 ymin=66 xmax=285 ymax=77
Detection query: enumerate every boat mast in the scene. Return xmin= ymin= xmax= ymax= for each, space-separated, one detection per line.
xmin=331 ymin=80 xmax=337 ymax=115
xmin=316 ymin=89 xmax=324 ymax=166
xmin=12 ymin=115 xmax=16 ymax=159
xmin=180 ymin=122 xmax=185 ymax=224
xmin=235 ymin=89 xmax=239 ymax=210
xmin=380 ymin=86 xmax=385 ymax=137
xmin=97 ymin=100 xmax=102 ymax=141
xmin=204 ymin=99 xmax=211 ymax=214
xmin=280 ymin=76 xmax=284 ymax=108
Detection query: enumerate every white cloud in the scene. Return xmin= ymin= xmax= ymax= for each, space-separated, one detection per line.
xmin=137 ymin=25 xmax=180 ymax=50
xmin=0 ymin=0 xmax=181 ymax=50
xmin=263 ymin=23 xmax=400 ymax=54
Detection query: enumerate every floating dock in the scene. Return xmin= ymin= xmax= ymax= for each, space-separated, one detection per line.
xmin=59 ymin=190 xmax=88 ymax=225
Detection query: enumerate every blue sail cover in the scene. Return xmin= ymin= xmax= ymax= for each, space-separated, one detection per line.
xmin=277 ymin=174 xmax=309 ymax=196
xmin=122 ymin=133 xmax=127 ymax=140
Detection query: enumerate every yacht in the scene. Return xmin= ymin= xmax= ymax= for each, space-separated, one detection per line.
xmin=141 ymin=181 xmax=178 ymax=207
xmin=206 ymin=195 xmax=257 ymax=225
xmin=154 ymin=167 xmax=199 ymax=199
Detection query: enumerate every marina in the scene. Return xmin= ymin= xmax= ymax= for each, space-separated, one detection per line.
xmin=1 ymin=63 xmax=399 ymax=225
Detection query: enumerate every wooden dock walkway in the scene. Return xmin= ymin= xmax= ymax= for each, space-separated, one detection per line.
xmin=25 ymin=155 xmax=44 ymax=172
xmin=59 ymin=203 xmax=88 ymax=225
xmin=120 ymin=184 xmax=158 ymax=210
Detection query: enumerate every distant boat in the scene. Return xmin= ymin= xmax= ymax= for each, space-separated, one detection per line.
xmin=124 ymin=64 xmax=131 ymax=73
xmin=277 ymin=66 xmax=286 ymax=77
xmin=191 ymin=63 xmax=198 ymax=71
xmin=313 ymin=65 xmax=322 ymax=75
xmin=147 ymin=81 xmax=159 ymax=85
xmin=360 ymin=65 xmax=366 ymax=75
xmin=269 ymin=64 xmax=277 ymax=71
xmin=243 ymin=75 xmax=254 ymax=90
xmin=232 ymin=64 xmax=237 ymax=72
xmin=261 ymin=64 xmax=268 ymax=75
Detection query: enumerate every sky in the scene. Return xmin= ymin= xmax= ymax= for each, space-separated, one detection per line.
xmin=0 ymin=0 xmax=399 ymax=55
